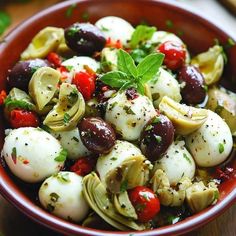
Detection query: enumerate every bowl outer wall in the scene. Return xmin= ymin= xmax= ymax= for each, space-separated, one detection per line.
xmin=0 ymin=0 xmax=236 ymax=235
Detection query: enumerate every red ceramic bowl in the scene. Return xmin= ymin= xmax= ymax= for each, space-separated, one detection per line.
xmin=0 ymin=0 xmax=236 ymax=235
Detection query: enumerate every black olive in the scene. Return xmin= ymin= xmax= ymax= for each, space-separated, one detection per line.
xmin=178 ymin=65 xmax=206 ymax=105
xmin=79 ymin=117 xmax=116 ymax=154
xmin=7 ymin=59 xmax=51 ymax=91
xmin=64 ymin=23 xmax=106 ymax=55
xmin=140 ymin=114 xmax=174 ymax=162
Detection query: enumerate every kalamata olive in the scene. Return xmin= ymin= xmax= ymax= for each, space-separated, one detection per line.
xmin=140 ymin=114 xmax=174 ymax=162
xmin=178 ymin=65 xmax=206 ymax=105
xmin=79 ymin=117 xmax=116 ymax=154
xmin=64 ymin=23 xmax=106 ymax=55
xmin=7 ymin=59 xmax=51 ymax=91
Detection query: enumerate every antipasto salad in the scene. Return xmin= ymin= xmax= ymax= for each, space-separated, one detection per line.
xmin=0 ymin=15 xmax=235 ymax=230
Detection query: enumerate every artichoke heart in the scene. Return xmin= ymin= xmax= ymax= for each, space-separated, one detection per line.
xmin=150 ymin=169 xmax=192 ymax=207
xmin=29 ymin=67 xmax=60 ymax=111
xmin=21 ymin=27 xmax=64 ymax=60
xmin=185 ymin=181 xmax=219 ymax=213
xmin=4 ymin=87 xmax=36 ymax=111
xmin=191 ymin=45 xmax=224 ymax=85
xmin=113 ymin=191 xmax=137 ymax=220
xmin=105 ymin=156 xmax=151 ymax=194
xmin=159 ymin=96 xmax=208 ymax=135
xmin=207 ymin=86 xmax=236 ymax=135
xmin=43 ymin=83 xmax=85 ymax=131
xmin=83 ymin=172 xmax=147 ymax=231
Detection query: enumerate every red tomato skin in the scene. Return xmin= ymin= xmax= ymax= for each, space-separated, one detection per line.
xmin=158 ymin=41 xmax=186 ymax=70
xmin=72 ymin=71 xmax=95 ymax=101
xmin=70 ymin=156 xmax=96 ymax=176
xmin=9 ymin=109 xmax=39 ymax=128
xmin=128 ymin=186 xmax=160 ymax=223
xmin=47 ymin=52 xmax=62 ymax=67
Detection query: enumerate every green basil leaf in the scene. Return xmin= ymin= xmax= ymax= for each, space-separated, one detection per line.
xmin=136 ymin=81 xmax=145 ymax=95
xmin=100 ymin=71 xmax=130 ymax=88
xmin=137 ymin=53 xmax=164 ymax=83
xmin=130 ymin=25 xmax=156 ymax=49
xmin=117 ymin=49 xmax=137 ymax=77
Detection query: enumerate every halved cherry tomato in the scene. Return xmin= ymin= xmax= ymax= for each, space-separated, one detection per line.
xmin=72 ymin=71 xmax=95 ymax=101
xmin=128 ymin=186 xmax=160 ymax=223
xmin=47 ymin=52 xmax=62 ymax=67
xmin=158 ymin=41 xmax=186 ymax=70
xmin=0 ymin=90 xmax=7 ymax=106
xmin=70 ymin=156 xmax=96 ymax=176
xmin=9 ymin=109 xmax=39 ymax=128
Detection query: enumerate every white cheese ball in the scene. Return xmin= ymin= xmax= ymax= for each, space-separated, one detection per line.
xmin=2 ymin=127 xmax=64 ymax=183
xmin=105 ymin=91 xmax=156 ymax=141
xmin=148 ymin=67 xmax=182 ymax=107
xmin=95 ymin=16 xmax=134 ymax=46
xmin=50 ymin=128 xmax=91 ymax=160
xmin=96 ymin=140 xmax=142 ymax=183
xmin=62 ymin=56 xmax=100 ymax=83
xmin=155 ymin=141 xmax=195 ymax=186
xmin=39 ymin=171 xmax=89 ymax=222
xmin=185 ymin=110 xmax=233 ymax=167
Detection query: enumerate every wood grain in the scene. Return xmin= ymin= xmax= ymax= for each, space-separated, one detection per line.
xmin=0 ymin=1 xmax=235 ymax=236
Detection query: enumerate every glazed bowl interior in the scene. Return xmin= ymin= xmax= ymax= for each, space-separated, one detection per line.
xmin=0 ymin=0 xmax=236 ymax=235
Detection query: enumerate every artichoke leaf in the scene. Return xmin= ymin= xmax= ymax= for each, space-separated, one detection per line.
xmin=159 ymin=96 xmax=208 ymax=135
xmin=4 ymin=87 xmax=36 ymax=111
xmin=186 ymin=181 xmax=219 ymax=213
xmin=150 ymin=169 xmax=192 ymax=207
xmin=29 ymin=67 xmax=60 ymax=111
xmin=105 ymin=156 xmax=151 ymax=194
xmin=113 ymin=191 xmax=137 ymax=220
xmin=21 ymin=27 xmax=64 ymax=60
xmin=191 ymin=45 xmax=224 ymax=85
xmin=207 ymin=86 xmax=236 ymax=135
xmin=83 ymin=173 xmax=147 ymax=231
xmin=43 ymin=83 xmax=85 ymax=131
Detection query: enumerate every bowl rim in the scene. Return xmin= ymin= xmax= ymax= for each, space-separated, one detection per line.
xmin=0 ymin=0 xmax=236 ymax=235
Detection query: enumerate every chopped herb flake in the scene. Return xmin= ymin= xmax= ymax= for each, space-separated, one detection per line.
xmin=110 ymin=157 xmax=117 ymax=161
xmin=72 ymin=136 xmax=79 ymax=142
xmin=54 ymin=149 xmax=67 ymax=162
xmin=166 ymin=20 xmax=173 ymax=28
xmin=123 ymin=105 xmax=135 ymax=115
xmin=154 ymin=135 xmax=162 ymax=143
xmin=63 ymin=113 xmax=70 ymax=124
xmin=47 ymin=203 xmax=55 ymax=212
xmin=145 ymin=125 xmax=153 ymax=131
xmin=218 ymin=143 xmax=224 ymax=154
xmin=120 ymin=180 xmax=128 ymax=192
xmin=54 ymin=172 xmax=70 ymax=183
xmin=50 ymin=192 xmax=60 ymax=202
xmin=11 ymin=147 xmax=17 ymax=164
xmin=152 ymin=116 xmax=161 ymax=124
xmin=65 ymin=3 xmax=77 ymax=18
xmin=183 ymin=153 xmax=191 ymax=164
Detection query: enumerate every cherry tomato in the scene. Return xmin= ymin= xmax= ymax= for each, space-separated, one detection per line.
xmin=128 ymin=186 xmax=160 ymax=222
xmin=72 ymin=71 xmax=95 ymax=101
xmin=9 ymin=109 xmax=39 ymax=128
xmin=70 ymin=156 xmax=96 ymax=176
xmin=0 ymin=90 xmax=7 ymax=106
xmin=158 ymin=41 xmax=186 ymax=70
xmin=47 ymin=52 xmax=62 ymax=67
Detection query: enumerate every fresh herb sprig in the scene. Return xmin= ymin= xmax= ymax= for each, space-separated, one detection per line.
xmin=100 ymin=49 xmax=164 ymax=95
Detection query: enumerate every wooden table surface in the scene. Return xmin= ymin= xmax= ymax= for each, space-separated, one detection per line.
xmin=0 ymin=0 xmax=235 ymax=236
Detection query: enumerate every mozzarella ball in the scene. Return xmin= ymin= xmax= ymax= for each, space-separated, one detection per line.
xmin=2 ymin=127 xmax=64 ymax=183
xmin=148 ymin=67 xmax=182 ymax=107
xmin=62 ymin=56 xmax=100 ymax=83
xmin=185 ymin=110 xmax=233 ymax=167
xmin=96 ymin=140 xmax=142 ymax=183
xmin=105 ymin=91 xmax=157 ymax=141
xmin=154 ymin=141 xmax=195 ymax=186
xmin=95 ymin=16 xmax=134 ymax=46
xmin=39 ymin=171 xmax=89 ymax=222
xmin=50 ymin=128 xmax=91 ymax=159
